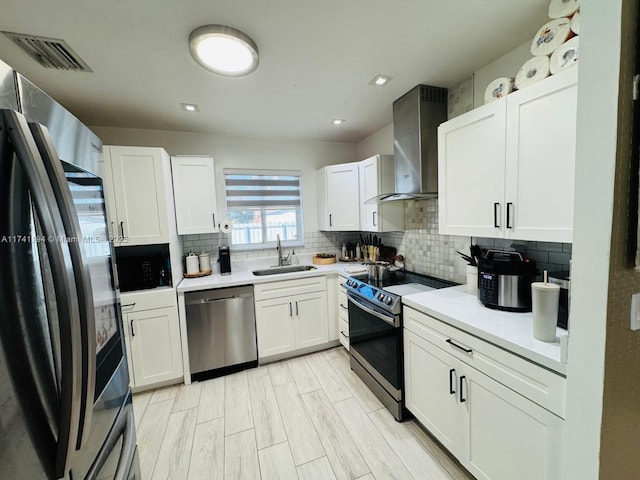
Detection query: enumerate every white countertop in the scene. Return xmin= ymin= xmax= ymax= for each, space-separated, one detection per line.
xmin=402 ymin=285 xmax=567 ymax=375
xmin=176 ymin=254 xmax=356 ymax=293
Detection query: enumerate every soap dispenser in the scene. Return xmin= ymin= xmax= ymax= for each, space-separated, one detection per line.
xmin=291 ymin=249 xmax=299 ymax=265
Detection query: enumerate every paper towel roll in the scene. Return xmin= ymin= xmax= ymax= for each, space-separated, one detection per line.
xmin=484 ymin=77 xmax=514 ymax=104
xmin=570 ymin=10 xmax=580 ymax=34
xmin=532 ymin=282 xmax=560 ymax=342
xmin=530 ymin=18 xmax=573 ymax=57
xmin=548 ymin=0 xmax=580 ymax=19
xmin=220 ymin=220 xmax=233 ymax=234
xmin=515 ymin=56 xmax=550 ymax=90
xmin=550 ymin=36 xmax=579 ymax=75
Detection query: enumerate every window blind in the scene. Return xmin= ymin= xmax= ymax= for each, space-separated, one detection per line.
xmin=224 ymin=172 xmax=302 ymax=209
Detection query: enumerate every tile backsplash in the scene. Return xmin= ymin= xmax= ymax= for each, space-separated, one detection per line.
xmin=179 ymin=200 xmax=570 ymax=284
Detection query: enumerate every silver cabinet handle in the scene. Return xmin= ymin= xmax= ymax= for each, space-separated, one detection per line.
xmin=212 ymin=213 xmax=216 ymax=228
xmin=295 ymin=301 xmax=299 ymax=316
xmin=372 ymin=211 xmax=377 ymax=226
xmin=289 ymin=302 xmax=292 ymax=317
xmin=329 ymin=214 xmax=332 ymax=227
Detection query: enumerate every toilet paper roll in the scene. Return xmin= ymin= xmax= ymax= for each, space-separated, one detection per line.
xmin=570 ymin=10 xmax=580 ymax=35
xmin=484 ymin=77 xmax=514 ymax=104
xmin=532 ymin=282 xmax=560 ymax=342
xmin=530 ymin=18 xmax=573 ymax=57
xmin=515 ymin=56 xmax=550 ymax=90
xmin=548 ymin=0 xmax=580 ymax=19
xmin=220 ymin=220 xmax=233 ymax=234
xmin=550 ymin=36 xmax=579 ymax=75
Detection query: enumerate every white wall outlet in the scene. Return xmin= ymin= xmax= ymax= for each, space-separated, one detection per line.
xmin=631 ymin=293 xmax=640 ymax=330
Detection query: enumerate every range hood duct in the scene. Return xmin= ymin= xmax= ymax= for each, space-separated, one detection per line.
xmin=374 ymin=84 xmax=448 ymax=203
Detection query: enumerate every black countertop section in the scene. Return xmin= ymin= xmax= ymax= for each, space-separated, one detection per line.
xmin=350 ymin=270 xmax=459 ymax=291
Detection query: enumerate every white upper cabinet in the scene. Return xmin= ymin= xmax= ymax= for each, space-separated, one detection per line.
xmin=171 ymin=156 xmax=219 ymax=235
xmin=438 ymin=68 xmax=578 ymax=243
xmin=504 ymin=69 xmax=578 ymax=242
xmin=317 ymin=163 xmax=360 ymax=231
xmin=359 ymin=155 xmax=404 ymax=232
xmin=103 ymin=146 xmax=171 ymax=246
xmin=438 ymin=101 xmax=507 ymax=238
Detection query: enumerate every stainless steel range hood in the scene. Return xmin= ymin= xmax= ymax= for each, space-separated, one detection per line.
xmin=372 ymin=84 xmax=448 ymax=203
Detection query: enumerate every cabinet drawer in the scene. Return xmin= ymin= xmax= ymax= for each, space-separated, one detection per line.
xmin=404 ymin=306 xmax=566 ymax=418
xmin=120 ymin=288 xmax=176 ymax=313
xmin=254 ymin=276 xmax=327 ymax=301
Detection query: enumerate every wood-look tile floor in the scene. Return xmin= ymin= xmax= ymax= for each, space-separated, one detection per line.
xmin=133 ymin=347 xmax=475 ymax=480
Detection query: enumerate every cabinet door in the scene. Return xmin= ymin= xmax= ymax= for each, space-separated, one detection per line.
xmin=128 ymin=306 xmax=183 ymax=388
xmin=465 ymin=368 xmax=564 ymax=480
xmin=99 ymin=147 xmax=120 ymax=245
xmin=359 ymin=155 xmax=404 ymax=232
xmin=108 ymin=146 xmax=169 ymax=245
xmin=438 ymin=100 xmax=507 ymax=237
xmin=294 ymin=290 xmax=329 ymax=349
xmin=255 ymin=298 xmax=296 ymax=359
xmin=326 ymin=163 xmax=360 ymax=230
xmin=404 ymin=329 xmax=466 ymax=457
xmin=171 ymin=156 xmax=219 ymax=235
xmin=505 ymin=69 xmax=578 ymax=243
xmin=360 ymin=156 xmax=379 ymax=231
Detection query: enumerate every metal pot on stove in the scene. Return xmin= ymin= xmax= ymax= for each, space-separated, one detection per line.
xmin=366 ymin=261 xmax=391 ymax=283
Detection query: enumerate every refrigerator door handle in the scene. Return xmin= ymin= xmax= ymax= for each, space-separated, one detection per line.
xmin=85 ymin=402 xmax=136 ymax=480
xmin=1 ymin=109 xmax=83 ymax=478
xmin=29 ymin=121 xmax=96 ymax=449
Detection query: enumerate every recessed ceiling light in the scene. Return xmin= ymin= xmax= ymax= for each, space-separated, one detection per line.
xmin=369 ymin=74 xmax=393 ymax=87
xmin=331 ymin=119 xmax=345 ymax=126
xmin=181 ymin=103 xmax=200 ymax=112
xmin=189 ymin=25 xmax=259 ymax=77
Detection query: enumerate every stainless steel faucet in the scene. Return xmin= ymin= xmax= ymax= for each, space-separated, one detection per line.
xmin=277 ymin=234 xmax=291 ymax=266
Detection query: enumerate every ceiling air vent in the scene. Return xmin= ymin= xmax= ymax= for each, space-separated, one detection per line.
xmin=2 ymin=31 xmax=92 ymax=72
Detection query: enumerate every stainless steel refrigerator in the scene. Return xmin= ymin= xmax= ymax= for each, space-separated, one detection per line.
xmin=0 ymin=59 xmax=140 ymax=479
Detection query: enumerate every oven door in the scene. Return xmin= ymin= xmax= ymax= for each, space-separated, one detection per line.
xmin=347 ymin=292 xmax=402 ymax=397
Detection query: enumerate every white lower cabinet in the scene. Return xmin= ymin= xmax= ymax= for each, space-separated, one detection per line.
xmin=121 ymin=290 xmax=183 ymax=390
xmin=404 ymin=309 xmax=564 ymax=480
xmin=255 ymin=277 xmax=329 ymax=361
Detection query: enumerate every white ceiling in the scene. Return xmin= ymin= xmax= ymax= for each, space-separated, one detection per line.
xmin=0 ymin=1 xmax=548 ymax=143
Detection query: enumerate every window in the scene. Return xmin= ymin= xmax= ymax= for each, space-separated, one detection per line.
xmin=224 ymin=169 xmax=303 ymax=247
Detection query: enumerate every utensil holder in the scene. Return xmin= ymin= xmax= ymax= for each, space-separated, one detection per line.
xmin=466 ymin=265 xmax=478 ymax=293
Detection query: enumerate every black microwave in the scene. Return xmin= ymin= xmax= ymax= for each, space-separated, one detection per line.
xmin=115 ymin=245 xmax=170 ymax=292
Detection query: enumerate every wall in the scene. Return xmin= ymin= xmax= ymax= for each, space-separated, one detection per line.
xmin=93 ymin=127 xmax=356 ymax=233
xmin=355 ymin=123 xmax=393 ymax=159
xmin=563 ymin=0 xmax=622 ymax=477
xmin=92 ymin=126 xmax=357 ymax=262
xmin=598 ymin=0 xmax=640 ymax=477
xmin=473 ymin=41 xmax=530 ymax=108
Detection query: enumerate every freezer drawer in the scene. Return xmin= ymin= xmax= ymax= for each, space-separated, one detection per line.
xmin=185 ymin=285 xmax=257 ymax=380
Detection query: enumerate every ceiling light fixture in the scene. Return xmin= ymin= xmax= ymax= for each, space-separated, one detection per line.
xmin=331 ymin=119 xmax=345 ymax=126
xmin=369 ymin=74 xmax=393 ymax=87
xmin=189 ymin=25 xmax=259 ymax=77
xmin=181 ymin=103 xmax=200 ymax=112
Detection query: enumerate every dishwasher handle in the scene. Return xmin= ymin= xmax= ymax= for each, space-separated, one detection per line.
xmin=187 ymin=293 xmax=253 ymax=305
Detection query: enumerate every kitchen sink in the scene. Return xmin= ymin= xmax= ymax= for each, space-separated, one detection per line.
xmin=252 ymin=265 xmax=317 ymax=276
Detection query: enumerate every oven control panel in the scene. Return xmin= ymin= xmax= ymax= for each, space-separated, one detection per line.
xmin=344 ymin=277 xmax=402 ymax=314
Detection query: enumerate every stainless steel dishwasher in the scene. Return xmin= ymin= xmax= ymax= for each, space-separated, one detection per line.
xmin=185 ymin=285 xmax=257 ymax=381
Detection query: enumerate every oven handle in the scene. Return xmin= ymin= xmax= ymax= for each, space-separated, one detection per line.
xmin=347 ymin=293 xmax=399 ymax=328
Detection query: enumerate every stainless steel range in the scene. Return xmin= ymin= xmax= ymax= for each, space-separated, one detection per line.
xmin=344 ymin=271 xmax=454 ymax=421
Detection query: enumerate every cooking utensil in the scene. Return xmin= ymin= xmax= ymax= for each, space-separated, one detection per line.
xmin=366 ymin=261 xmax=391 ymax=283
